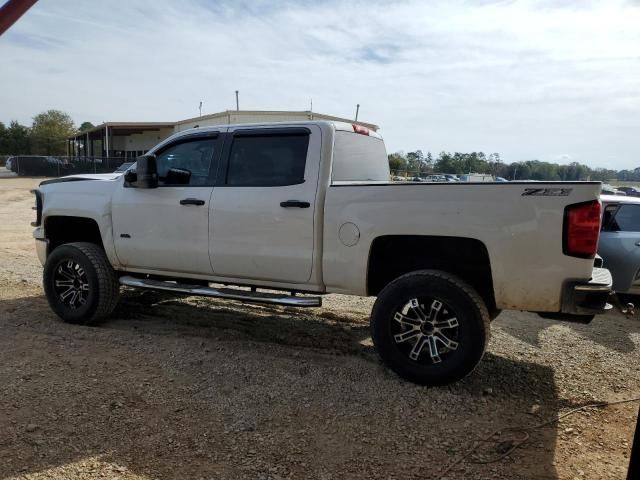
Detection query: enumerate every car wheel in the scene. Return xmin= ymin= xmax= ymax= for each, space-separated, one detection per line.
xmin=371 ymin=270 xmax=490 ymax=386
xmin=43 ymin=242 xmax=120 ymax=324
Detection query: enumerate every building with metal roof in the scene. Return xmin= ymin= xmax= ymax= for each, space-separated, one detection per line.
xmin=67 ymin=110 xmax=379 ymax=160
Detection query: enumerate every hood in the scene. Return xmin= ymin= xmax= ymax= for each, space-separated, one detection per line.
xmin=39 ymin=173 xmax=121 ymax=186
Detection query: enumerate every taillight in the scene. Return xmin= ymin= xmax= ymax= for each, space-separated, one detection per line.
xmin=352 ymin=124 xmax=370 ymax=136
xmin=563 ymin=200 xmax=601 ymax=258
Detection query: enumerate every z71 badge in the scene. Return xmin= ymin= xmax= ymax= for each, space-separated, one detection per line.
xmin=522 ymin=188 xmax=572 ymax=197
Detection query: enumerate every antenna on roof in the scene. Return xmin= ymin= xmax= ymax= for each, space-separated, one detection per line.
xmin=199 ymin=101 xmax=202 ymax=117
xmin=235 ymin=90 xmax=239 ymax=111
xmin=355 ymin=104 xmax=360 ymax=121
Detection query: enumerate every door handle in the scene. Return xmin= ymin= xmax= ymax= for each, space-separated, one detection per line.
xmin=635 ymin=241 xmax=640 ymax=247
xmin=180 ymin=198 xmax=205 ymax=206
xmin=280 ymin=200 xmax=310 ymax=208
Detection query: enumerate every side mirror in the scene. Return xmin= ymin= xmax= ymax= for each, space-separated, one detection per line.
xmin=135 ymin=154 xmax=158 ymax=189
xmin=124 ymin=169 xmax=137 ymax=185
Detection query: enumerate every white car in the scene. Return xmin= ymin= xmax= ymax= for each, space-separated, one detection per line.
xmin=32 ymin=121 xmax=611 ymax=385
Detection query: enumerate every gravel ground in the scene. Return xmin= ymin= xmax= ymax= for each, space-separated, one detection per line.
xmin=1 ymin=175 xmax=639 ymax=480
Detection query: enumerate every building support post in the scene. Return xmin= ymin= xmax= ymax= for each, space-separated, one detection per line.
xmin=104 ymin=125 xmax=109 ymax=158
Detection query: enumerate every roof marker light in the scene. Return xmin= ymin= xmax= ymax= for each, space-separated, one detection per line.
xmin=352 ymin=124 xmax=370 ymax=136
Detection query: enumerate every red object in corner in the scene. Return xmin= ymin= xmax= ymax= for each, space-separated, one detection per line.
xmin=0 ymin=0 xmax=39 ymax=36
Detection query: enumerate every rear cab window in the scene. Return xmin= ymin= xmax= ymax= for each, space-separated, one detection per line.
xmin=332 ymin=130 xmax=389 ymax=182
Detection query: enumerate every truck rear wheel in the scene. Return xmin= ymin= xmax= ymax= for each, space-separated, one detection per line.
xmin=43 ymin=242 xmax=120 ymax=324
xmin=371 ymin=270 xmax=490 ymax=385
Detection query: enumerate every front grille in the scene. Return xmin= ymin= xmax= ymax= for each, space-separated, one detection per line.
xmin=30 ymin=189 xmax=42 ymax=227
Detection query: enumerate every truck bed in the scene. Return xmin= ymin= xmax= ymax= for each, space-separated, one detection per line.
xmin=323 ymin=181 xmax=602 ymax=312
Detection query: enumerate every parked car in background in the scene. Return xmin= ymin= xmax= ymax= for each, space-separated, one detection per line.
xmin=8 ymin=156 xmax=74 ymax=176
xmin=599 ymin=195 xmax=640 ymax=296
xmin=495 ymin=176 xmax=509 ymax=182
xmin=601 ymin=184 xmax=626 ymax=195
xmin=422 ymin=174 xmax=450 ymax=182
xmin=443 ymin=174 xmax=459 ymax=182
xmin=5 ymin=157 xmax=14 ymax=170
xmin=616 ymin=186 xmax=640 ymax=197
xmin=114 ymin=162 xmax=134 ymax=173
xmin=459 ymin=174 xmax=494 ymax=182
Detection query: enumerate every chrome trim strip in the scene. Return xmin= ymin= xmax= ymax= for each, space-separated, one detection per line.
xmin=119 ymin=275 xmax=322 ymax=307
xmin=574 ymin=285 xmax=611 ymax=292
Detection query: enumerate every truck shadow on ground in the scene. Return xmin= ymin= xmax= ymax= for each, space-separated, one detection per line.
xmin=494 ymin=307 xmax=640 ymax=353
xmin=0 ymin=292 xmax=562 ymax=480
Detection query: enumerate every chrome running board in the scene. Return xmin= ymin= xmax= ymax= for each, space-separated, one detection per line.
xmin=119 ymin=275 xmax=322 ymax=307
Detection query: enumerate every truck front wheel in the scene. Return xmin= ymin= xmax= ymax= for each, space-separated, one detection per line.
xmin=43 ymin=242 xmax=120 ymax=324
xmin=371 ymin=270 xmax=490 ymax=385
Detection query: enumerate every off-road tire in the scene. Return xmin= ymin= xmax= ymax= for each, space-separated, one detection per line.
xmin=44 ymin=242 xmax=120 ymax=324
xmin=371 ymin=269 xmax=490 ymax=385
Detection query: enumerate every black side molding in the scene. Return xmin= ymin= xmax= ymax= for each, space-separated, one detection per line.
xmin=280 ymin=200 xmax=310 ymax=208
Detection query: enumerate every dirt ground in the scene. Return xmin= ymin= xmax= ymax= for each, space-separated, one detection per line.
xmin=0 ymin=175 xmax=638 ymax=480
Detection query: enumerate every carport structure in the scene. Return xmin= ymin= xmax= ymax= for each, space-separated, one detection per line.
xmin=67 ymin=122 xmax=175 ymax=160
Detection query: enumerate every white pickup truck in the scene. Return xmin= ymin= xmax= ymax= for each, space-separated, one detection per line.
xmin=32 ymin=121 xmax=612 ymax=385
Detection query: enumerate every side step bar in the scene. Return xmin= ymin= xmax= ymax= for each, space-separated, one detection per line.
xmin=119 ymin=275 xmax=322 ymax=307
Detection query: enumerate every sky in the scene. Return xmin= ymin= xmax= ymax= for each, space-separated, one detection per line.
xmin=1 ymin=0 xmax=639 ymax=169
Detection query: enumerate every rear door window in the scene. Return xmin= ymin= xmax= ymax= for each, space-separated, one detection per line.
xmin=225 ymin=132 xmax=309 ymax=186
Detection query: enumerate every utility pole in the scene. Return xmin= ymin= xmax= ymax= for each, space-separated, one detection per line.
xmin=235 ymin=90 xmax=239 ymax=111
xmin=199 ymin=101 xmax=202 ymax=117
xmin=355 ymin=104 xmax=360 ymax=121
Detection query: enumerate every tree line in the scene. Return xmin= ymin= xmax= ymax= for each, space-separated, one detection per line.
xmin=0 ymin=110 xmax=94 ymax=156
xmin=389 ymin=150 xmax=627 ymax=182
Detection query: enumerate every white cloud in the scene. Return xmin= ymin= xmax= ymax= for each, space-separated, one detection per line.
xmin=1 ymin=0 xmax=639 ymax=168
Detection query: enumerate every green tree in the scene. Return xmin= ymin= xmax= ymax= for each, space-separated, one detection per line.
xmin=406 ymin=150 xmax=424 ymax=174
xmin=434 ymin=151 xmax=458 ymax=173
xmin=30 ymin=110 xmax=75 ymax=155
xmin=79 ymin=121 xmax=95 ymax=132
xmin=425 ymin=152 xmax=434 ymax=172
xmin=3 ymin=121 xmax=31 ymax=154
xmin=0 ymin=122 xmax=7 ymax=154
xmin=388 ymin=152 xmax=408 ymax=173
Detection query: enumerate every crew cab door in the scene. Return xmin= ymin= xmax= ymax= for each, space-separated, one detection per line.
xmin=209 ymin=125 xmax=321 ymax=283
xmin=111 ymin=132 xmax=222 ymax=274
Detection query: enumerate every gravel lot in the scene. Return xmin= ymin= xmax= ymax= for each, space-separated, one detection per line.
xmin=1 ymin=175 xmax=639 ymax=480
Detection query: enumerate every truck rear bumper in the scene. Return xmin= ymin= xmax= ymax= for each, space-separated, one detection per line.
xmin=563 ymin=267 xmax=613 ymax=315
xmin=536 ymin=267 xmax=612 ymax=323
